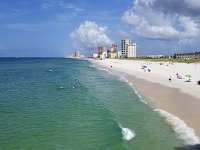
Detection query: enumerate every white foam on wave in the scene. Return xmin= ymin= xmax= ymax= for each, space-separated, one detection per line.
xmin=120 ymin=75 xmax=148 ymax=105
xmin=128 ymin=82 xmax=133 ymax=86
xmin=138 ymin=97 xmax=147 ymax=105
xmin=137 ymin=94 xmax=142 ymax=99
xmin=96 ymin=67 xmax=108 ymax=72
xmin=119 ymin=124 xmax=135 ymax=141
xmin=89 ymin=64 xmax=95 ymax=68
xmin=120 ymin=75 xmax=129 ymax=83
xmin=89 ymin=64 xmax=109 ymax=72
xmin=155 ymin=109 xmax=200 ymax=145
xmin=134 ymin=91 xmax=148 ymax=104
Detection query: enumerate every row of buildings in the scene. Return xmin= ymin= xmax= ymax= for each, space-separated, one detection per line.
xmin=174 ymin=52 xmax=200 ymax=59
xmin=92 ymin=38 xmax=137 ymax=59
xmin=69 ymin=51 xmax=84 ymax=58
xmin=69 ymin=39 xmax=200 ymax=60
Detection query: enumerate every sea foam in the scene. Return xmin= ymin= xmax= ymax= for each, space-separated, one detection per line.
xmin=155 ymin=109 xmax=200 ymax=145
xmin=120 ymin=75 xmax=129 ymax=83
xmin=119 ymin=124 xmax=135 ymax=141
xmin=134 ymin=90 xmax=148 ymax=105
xmin=120 ymin=75 xmax=148 ymax=105
xmin=89 ymin=64 xmax=108 ymax=71
xmin=96 ymin=67 xmax=108 ymax=72
xmin=89 ymin=64 xmax=95 ymax=68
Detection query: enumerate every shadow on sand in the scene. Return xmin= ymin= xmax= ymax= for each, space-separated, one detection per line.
xmin=175 ymin=144 xmax=200 ymax=150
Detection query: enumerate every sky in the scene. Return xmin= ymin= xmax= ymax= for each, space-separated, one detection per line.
xmin=0 ymin=0 xmax=200 ymax=57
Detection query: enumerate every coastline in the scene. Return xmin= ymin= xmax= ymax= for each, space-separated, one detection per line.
xmin=126 ymin=75 xmax=200 ymax=139
xmin=91 ymin=59 xmax=200 ymax=143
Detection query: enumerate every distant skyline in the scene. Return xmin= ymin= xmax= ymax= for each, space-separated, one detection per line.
xmin=0 ymin=0 xmax=200 ymax=57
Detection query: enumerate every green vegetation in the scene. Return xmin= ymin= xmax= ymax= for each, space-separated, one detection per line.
xmin=119 ymin=57 xmax=200 ymax=64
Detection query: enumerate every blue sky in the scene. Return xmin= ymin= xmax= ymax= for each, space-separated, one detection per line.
xmin=0 ymin=0 xmax=200 ymax=57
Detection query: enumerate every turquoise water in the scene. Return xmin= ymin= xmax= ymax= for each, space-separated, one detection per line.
xmin=0 ymin=58 xmax=186 ymax=149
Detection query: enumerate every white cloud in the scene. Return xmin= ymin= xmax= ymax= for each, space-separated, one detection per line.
xmin=70 ymin=21 xmax=113 ymax=49
xmin=179 ymin=16 xmax=199 ymax=38
xmin=184 ymin=0 xmax=200 ymax=9
xmin=55 ymin=13 xmax=77 ymax=21
xmin=41 ymin=0 xmax=84 ymax=12
xmin=121 ymin=0 xmax=200 ymax=40
xmin=134 ymin=0 xmax=156 ymax=7
xmin=116 ymin=30 xmax=129 ymax=37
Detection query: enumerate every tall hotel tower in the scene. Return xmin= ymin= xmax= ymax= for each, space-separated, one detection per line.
xmin=121 ymin=38 xmax=136 ymax=58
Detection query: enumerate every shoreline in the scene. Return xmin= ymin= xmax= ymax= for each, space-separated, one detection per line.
xmin=91 ymin=59 xmax=200 ymax=143
xmin=126 ymin=74 xmax=200 ymax=139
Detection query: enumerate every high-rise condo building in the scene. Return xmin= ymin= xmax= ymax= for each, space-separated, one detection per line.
xmin=121 ymin=38 xmax=136 ymax=58
xmin=72 ymin=51 xmax=80 ymax=58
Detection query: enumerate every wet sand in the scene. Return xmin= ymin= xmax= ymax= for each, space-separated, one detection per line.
xmin=126 ymin=74 xmax=200 ymax=138
xmin=91 ymin=59 xmax=200 ymax=140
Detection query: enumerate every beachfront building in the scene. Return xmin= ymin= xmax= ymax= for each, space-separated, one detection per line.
xmin=127 ymin=44 xmax=136 ymax=58
xmin=110 ymin=52 xmax=118 ymax=59
xmin=118 ymin=51 xmax=122 ymax=58
xmin=111 ymin=43 xmax=117 ymax=52
xmin=101 ymin=51 xmax=107 ymax=59
xmin=70 ymin=51 xmax=82 ymax=58
xmin=140 ymin=55 xmax=164 ymax=58
xmin=121 ymin=38 xmax=131 ymax=57
xmin=109 ymin=43 xmax=118 ymax=59
xmin=121 ymin=38 xmax=136 ymax=58
xmin=174 ymin=52 xmax=200 ymax=59
xmin=92 ymin=53 xmax=98 ymax=59
xmin=73 ymin=51 xmax=79 ymax=58
xmin=98 ymin=46 xmax=107 ymax=59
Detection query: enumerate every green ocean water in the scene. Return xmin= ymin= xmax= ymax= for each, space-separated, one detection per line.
xmin=0 ymin=58 xmax=190 ymax=149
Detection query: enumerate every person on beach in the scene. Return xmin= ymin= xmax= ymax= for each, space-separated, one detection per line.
xmin=169 ymin=76 xmax=172 ymax=81
xmin=176 ymin=73 xmax=182 ymax=79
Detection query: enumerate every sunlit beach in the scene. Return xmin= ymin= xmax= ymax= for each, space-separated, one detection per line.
xmin=1 ymin=0 xmax=200 ymax=149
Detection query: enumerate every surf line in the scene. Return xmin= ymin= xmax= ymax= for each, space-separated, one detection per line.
xmin=119 ymin=124 xmax=135 ymax=141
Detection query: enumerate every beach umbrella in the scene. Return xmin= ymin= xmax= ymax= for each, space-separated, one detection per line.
xmin=185 ymin=74 xmax=192 ymax=78
xmin=142 ymin=65 xmax=147 ymax=68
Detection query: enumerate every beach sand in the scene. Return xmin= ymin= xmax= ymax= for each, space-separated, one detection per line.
xmin=126 ymin=75 xmax=200 ymax=138
xmin=91 ymin=59 xmax=200 ymax=140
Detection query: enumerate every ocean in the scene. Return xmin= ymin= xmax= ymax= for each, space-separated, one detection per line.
xmin=0 ymin=58 xmax=195 ymax=149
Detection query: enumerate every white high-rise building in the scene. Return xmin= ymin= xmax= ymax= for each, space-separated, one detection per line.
xmin=118 ymin=51 xmax=122 ymax=58
xmin=70 ymin=51 xmax=81 ymax=58
xmin=92 ymin=53 xmax=98 ymax=58
xmin=127 ymin=43 xmax=136 ymax=58
xmin=121 ymin=38 xmax=136 ymax=58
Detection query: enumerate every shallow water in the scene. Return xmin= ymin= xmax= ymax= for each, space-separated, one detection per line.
xmin=0 ymin=58 xmax=187 ymax=149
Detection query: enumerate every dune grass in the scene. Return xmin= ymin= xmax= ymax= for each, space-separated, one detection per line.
xmin=121 ymin=58 xmax=200 ymax=64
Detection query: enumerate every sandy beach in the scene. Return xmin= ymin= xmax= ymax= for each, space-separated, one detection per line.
xmin=91 ymin=59 xmax=200 ymax=142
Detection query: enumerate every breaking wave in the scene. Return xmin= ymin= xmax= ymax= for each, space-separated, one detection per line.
xmin=120 ymin=75 xmax=148 ymax=105
xmin=119 ymin=124 xmax=135 ymax=141
xmin=155 ymin=109 xmax=200 ymax=145
xmin=96 ymin=67 xmax=108 ymax=72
